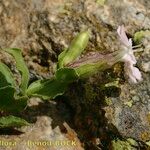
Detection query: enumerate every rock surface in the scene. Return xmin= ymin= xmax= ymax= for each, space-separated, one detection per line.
xmin=0 ymin=0 xmax=150 ymax=149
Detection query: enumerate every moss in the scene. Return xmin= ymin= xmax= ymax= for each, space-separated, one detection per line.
xmin=84 ymin=83 xmax=99 ymax=104
xmin=96 ymin=0 xmax=106 ymax=6
xmin=134 ymin=30 xmax=150 ymax=44
xmin=104 ymin=80 xmax=120 ymax=88
xmin=127 ymin=138 xmax=138 ymax=147
xmin=105 ymin=97 xmax=112 ymax=105
xmin=124 ymin=100 xmax=133 ymax=108
xmin=146 ymin=141 xmax=150 ymax=147
xmin=111 ymin=139 xmax=136 ymax=150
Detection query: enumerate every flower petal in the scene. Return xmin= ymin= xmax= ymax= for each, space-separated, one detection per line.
xmin=124 ymin=63 xmax=142 ymax=83
xmin=122 ymin=53 xmax=136 ymax=65
xmin=132 ymin=66 xmax=142 ymax=81
xmin=117 ymin=25 xmax=132 ymax=47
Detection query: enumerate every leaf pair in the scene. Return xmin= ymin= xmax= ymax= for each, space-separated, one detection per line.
xmin=26 ymin=68 xmax=78 ymax=99
xmin=4 ymin=48 xmax=29 ymax=94
xmin=0 ymin=48 xmax=30 ymax=128
xmin=0 ymin=48 xmax=29 ymax=112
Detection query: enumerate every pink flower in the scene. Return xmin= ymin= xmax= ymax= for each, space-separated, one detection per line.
xmin=117 ymin=25 xmax=142 ymax=83
xmin=124 ymin=62 xmax=142 ymax=83
xmin=117 ymin=25 xmax=132 ymax=47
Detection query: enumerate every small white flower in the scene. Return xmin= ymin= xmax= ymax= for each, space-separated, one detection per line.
xmin=117 ymin=25 xmax=142 ymax=83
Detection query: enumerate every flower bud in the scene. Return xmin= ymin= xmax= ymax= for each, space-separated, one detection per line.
xmin=58 ymin=30 xmax=90 ymax=68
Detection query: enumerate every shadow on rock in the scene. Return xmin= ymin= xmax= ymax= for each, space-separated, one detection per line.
xmin=19 ymin=69 xmax=123 ymax=149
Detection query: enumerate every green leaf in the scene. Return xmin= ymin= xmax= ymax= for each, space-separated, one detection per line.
xmin=26 ymin=78 xmax=68 ymax=100
xmin=0 ymin=61 xmax=28 ymax=112
xmin=0 ymin=115 xmax=29 ymax=128
xmin=0 ymin=86 xmax=27 ymax=112
xmin=58 ymin=48 xmax=68 ymax=68
xmin=58 ymin=30 xmax=89 ymax=68
xmin=4 ymin=48 xmax=29 ymax=94
xmin=27 ymin=68 xmax=78 ymax=100
xmin=56 ymin=68 xmax=78 ymax=83
xmin=0 ymin=62 xmax=16 ymax=88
